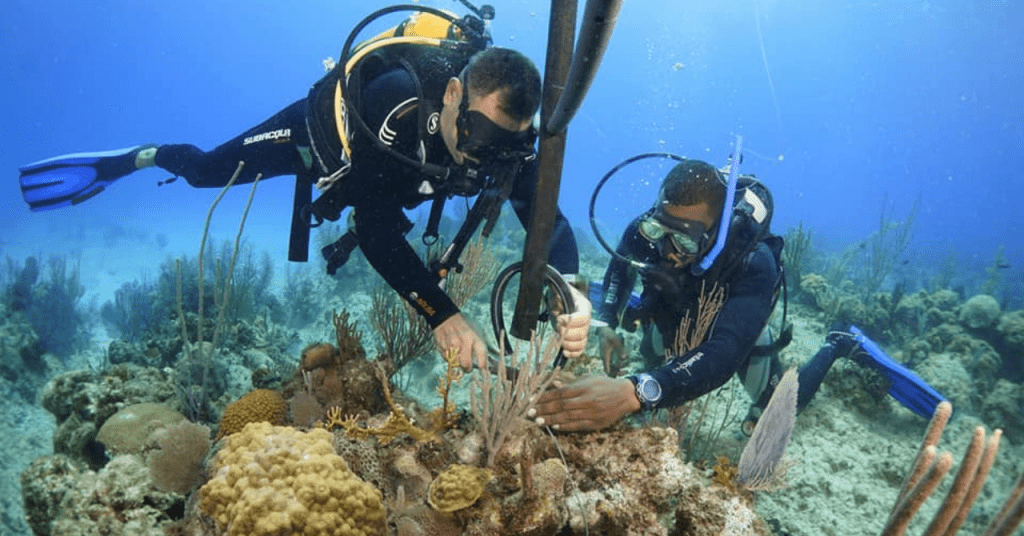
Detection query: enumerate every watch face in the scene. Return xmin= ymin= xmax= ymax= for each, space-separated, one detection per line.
xmin=638 ymin=375 xmax=662 ymax=404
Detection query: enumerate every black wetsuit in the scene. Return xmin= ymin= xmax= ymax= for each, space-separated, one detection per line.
xmin=598 ymin=213 xmax=840 ymax=413
xmin=154 ymin=63 xmax=578 ymax=330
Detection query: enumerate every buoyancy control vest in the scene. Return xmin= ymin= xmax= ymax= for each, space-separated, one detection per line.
xmin=289 ymin=9 xmax=489 ymax=261
xmin=637 ymin=175 xmax=788 ymax=350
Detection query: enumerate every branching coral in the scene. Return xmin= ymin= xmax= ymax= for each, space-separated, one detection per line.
xmin=322 ymin=363 xmax=435 ymax=444
xmin=471 ymin=335 xmax=559 ymax=467
xmin=426 ymin=348 xmax=463 ymax=432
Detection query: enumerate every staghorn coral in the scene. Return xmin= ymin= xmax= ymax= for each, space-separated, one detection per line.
xmin=323 ymin=382 xmax=434 ymax=445
xmin=425 ymin=348 xmax=463 ymax=432
xmin=215 ymin=389 xmax=287 ymax=440
xmin=200 ymin=422 xmax=385 ymax=536
xmin=427 ymin=464 xmax=493 ymax=512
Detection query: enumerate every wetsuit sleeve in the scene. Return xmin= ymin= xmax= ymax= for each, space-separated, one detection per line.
xmin=646 ymin=243 xmax=780 ymax=408
xmin=596 ymin=218 xmax=648 ymax=328
xmin=354 ymin=202 xmax=458 ymax=328
xmin=508 ymin=158 xmax=580 ymax=276
xmin=350 ymin=67 xmax=459 ymax=329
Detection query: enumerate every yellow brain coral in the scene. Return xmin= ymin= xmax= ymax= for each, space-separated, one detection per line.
xmin=216 ymin=388 xmax=287 ymax=440
xmin=427 ymin=464 xmax=492 ymax=513
xmin=200 ymin=422 xmax=384 ymax=536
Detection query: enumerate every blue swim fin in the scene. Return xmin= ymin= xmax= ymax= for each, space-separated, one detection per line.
xmin=850 ymin=325 xmax=947 ymax=418
xmin=18 ymin=144 xmax=156 ymax=211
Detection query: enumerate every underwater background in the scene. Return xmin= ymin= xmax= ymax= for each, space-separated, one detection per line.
xmin=1 ymin=0 xmax=1022 ymax=535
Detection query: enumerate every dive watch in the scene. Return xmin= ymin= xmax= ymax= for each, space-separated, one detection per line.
xmin=628 ymin=373 xmax=662 ymax=411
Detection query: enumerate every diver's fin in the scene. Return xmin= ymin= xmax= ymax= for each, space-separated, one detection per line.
xmin=18 ymin=144 xmax=157 ymax=211
xmin=850 ymin=325 xmax=947 ymax=418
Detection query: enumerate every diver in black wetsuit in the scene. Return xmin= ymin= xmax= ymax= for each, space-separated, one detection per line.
xmin=17 ymin=14 xmax=590 ymax=371
xmin=533 ymin=159 xmax=860 ymax=433
xmin=157 ymin=43 xmax=588 ymax=371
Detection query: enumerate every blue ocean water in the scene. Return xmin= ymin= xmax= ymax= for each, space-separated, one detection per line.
xmin=2 ymin=0 xmax=1023 ymax=534
xmin=3 ymin=0 xmax=1021 ymax=300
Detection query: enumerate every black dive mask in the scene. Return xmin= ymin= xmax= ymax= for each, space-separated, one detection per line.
xmin=455 ymin=82 xmax=536 ymax=164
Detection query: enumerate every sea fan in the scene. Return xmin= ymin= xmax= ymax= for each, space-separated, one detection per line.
xmin=737 ymin=367 xmax=798 ymax=490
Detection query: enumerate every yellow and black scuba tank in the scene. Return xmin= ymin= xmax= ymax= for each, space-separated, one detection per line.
xmin=290 ymin=6 xmax=490 ymax=262
xmin=305 ymin=7 xmax=489 ymax=199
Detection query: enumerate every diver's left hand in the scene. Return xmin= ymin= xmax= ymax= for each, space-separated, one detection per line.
xmin=529 ymin=375 xmax=640 ymax=432
xmin=556 ymin=284 xmax=591 ymax=358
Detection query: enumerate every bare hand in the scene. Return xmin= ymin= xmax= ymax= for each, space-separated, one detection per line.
xmin=433 ymin=313 xmax=487 ymax=371
xmin=529 ymin=375 xmax=640 ymax=432
xmin=557 ymin=284 xmax=591 ymax=358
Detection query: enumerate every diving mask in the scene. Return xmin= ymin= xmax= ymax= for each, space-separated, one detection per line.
xmin=455 ymin=78 xmax=536 ymax=164
xmin=638 ymin=211 xmax=710 ymax=257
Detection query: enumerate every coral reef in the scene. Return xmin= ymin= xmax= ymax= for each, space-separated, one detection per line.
xmin=959 ymin=294 xmax=1001 ymax=329
xmin=95 ymin=402 xmax=185 ymax=456
xmin=100 ymin=279 xmax=164 ymax=343
xmin=21 ymin=453 xmax=180 ymax=536
xmin=284 ymin=311 xmax=388 ymax=420
xmin=892 ymin=289 xmax=958 ymax=342
xmin=426 ymin=464 xmax=492 ymax=512
xmin=20 ymin=455 xmax=82 ymax=536
xmin=981 ymin=379 xmax=1024 ymax=441
xmin=148 ymin=420 xmax=212 ymax=495
xmin=19 ymin=256 xmax=90 ymax=358
xmin=199 ymin=422 xmax=385 ymax=536
xmin=40 ymin=364 xmax=178 ymax=469
xmin=215 ymin=388 xmax=287 ymax=440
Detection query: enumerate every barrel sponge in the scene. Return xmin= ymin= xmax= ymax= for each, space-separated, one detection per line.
xmin=200 ymin=422 xmax=384 ymax=536
xmin=427 ymin=464 xmax=492 ymax=513
xmin=216 ymin=389 xmax=288 ymax=440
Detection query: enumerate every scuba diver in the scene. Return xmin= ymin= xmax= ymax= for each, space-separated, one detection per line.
xmin=532 ymin=156 xmax=944 ymax=432
xmin=17 ymin=8 xmax=590 ymax=371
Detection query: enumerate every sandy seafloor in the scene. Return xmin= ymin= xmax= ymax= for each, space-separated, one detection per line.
xmin=0 ymin=225 xmax=1021 ymax=536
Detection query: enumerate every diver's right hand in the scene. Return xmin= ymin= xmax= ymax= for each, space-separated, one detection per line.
xmin=596 ymin=326 xmax=627 ymax=373
xmin=433 ymin=313 xmax=488 ymax=371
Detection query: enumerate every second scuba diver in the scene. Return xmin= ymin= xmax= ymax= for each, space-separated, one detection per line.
xmin=532 ymin=158 xmax=944 ymax=432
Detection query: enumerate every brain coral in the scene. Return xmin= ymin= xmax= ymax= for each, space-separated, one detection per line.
xmin=959 ymin=294 xmax=1001 ymax=329
xmin=216 ymin=389 xmax=287 ymax=440
xmin=427 ymin=464 xmax=492 ymax=512
xmin=200 ymin=422 xmax=384 ymax=536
